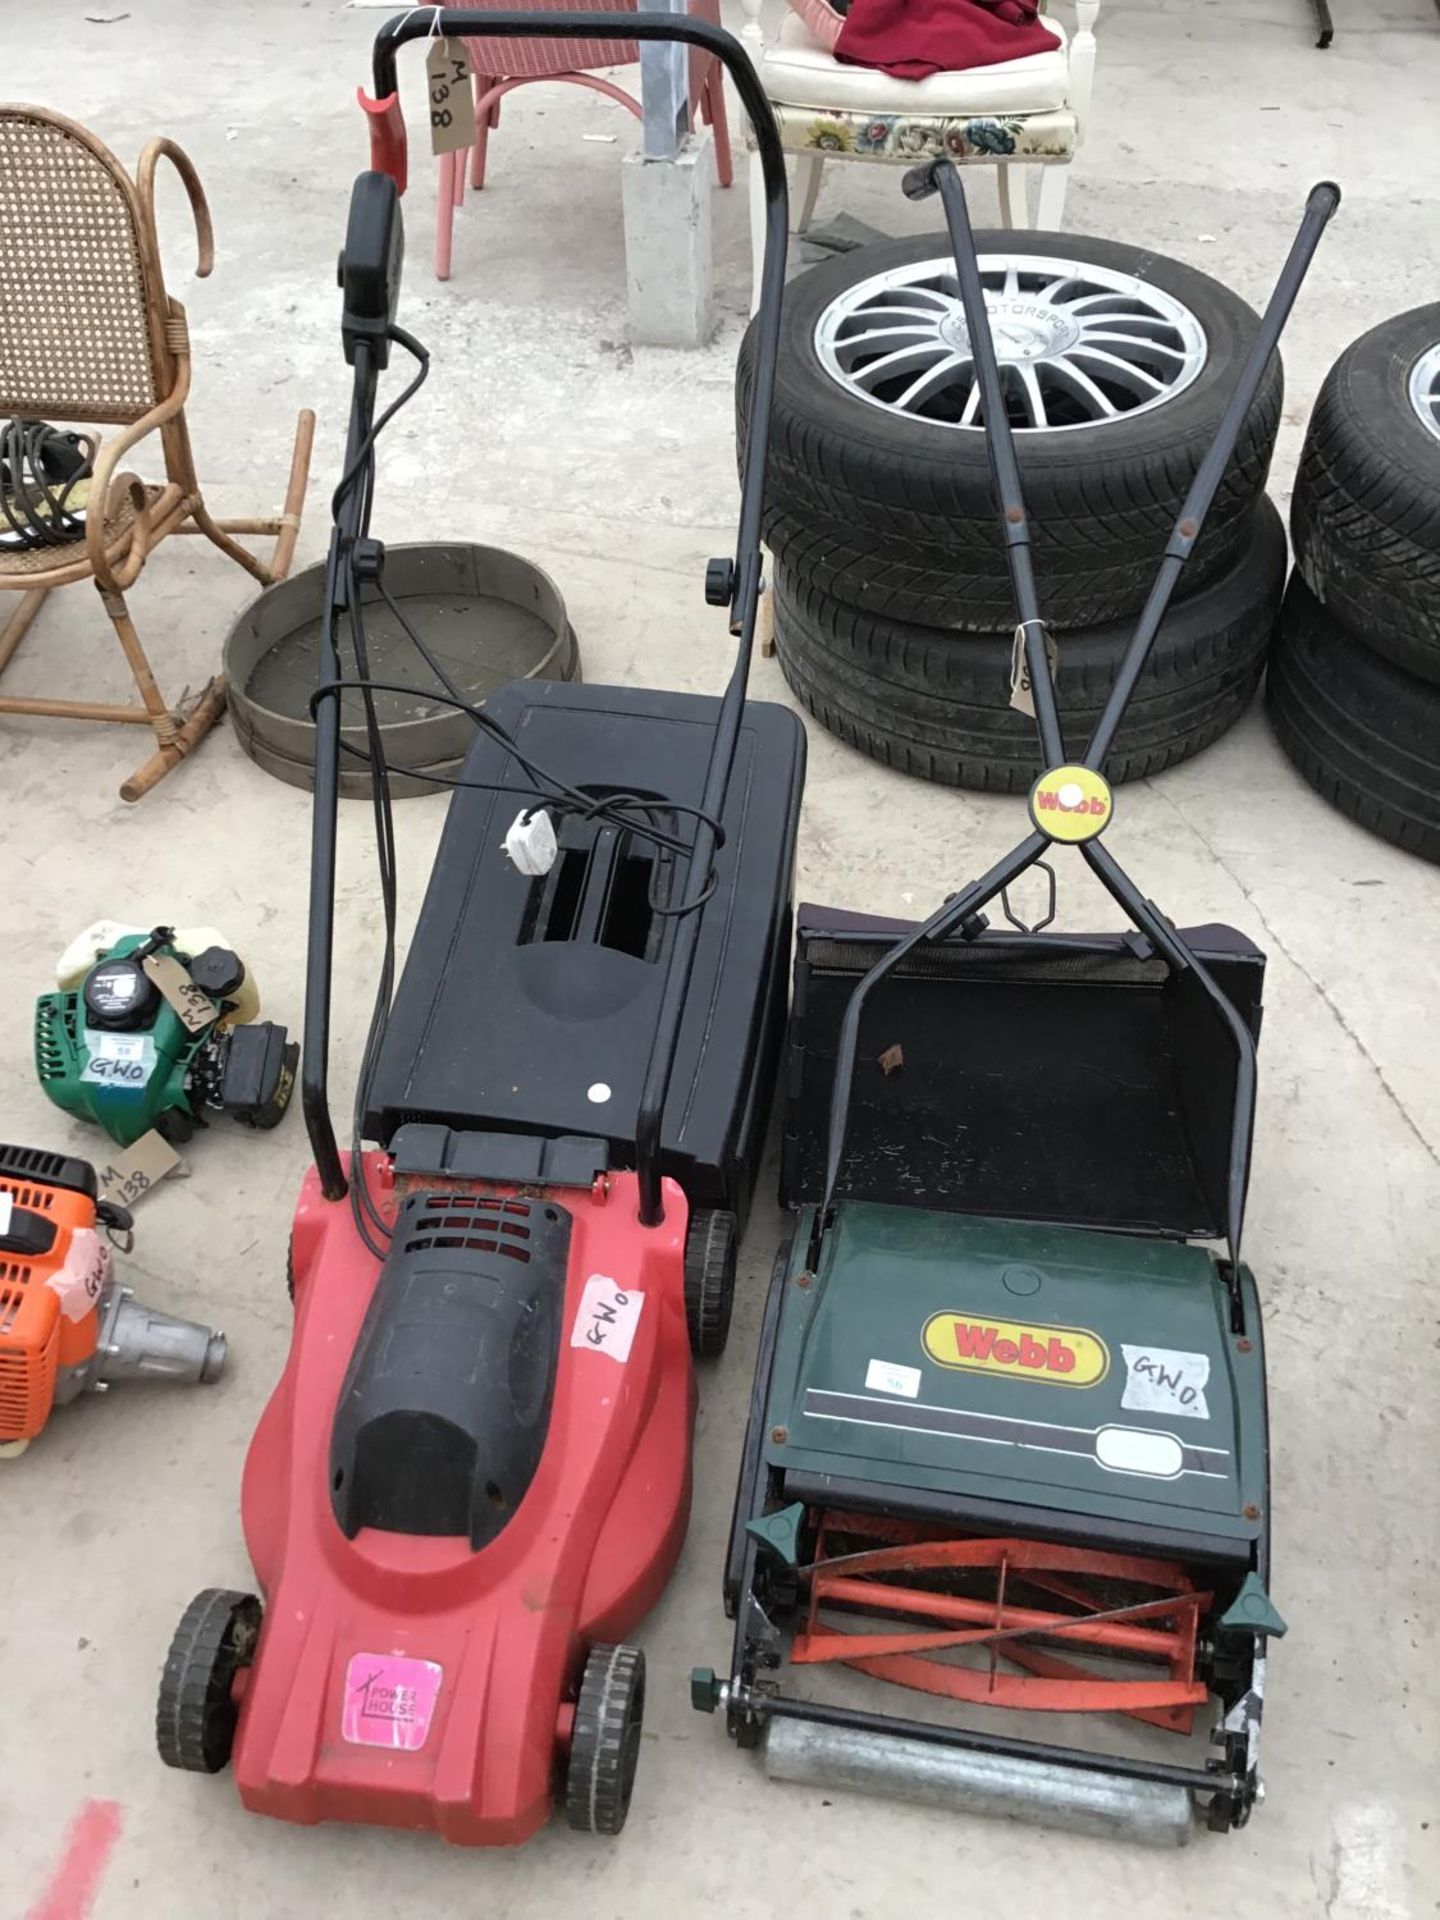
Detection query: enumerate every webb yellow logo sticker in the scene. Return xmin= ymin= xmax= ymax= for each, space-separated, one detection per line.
xmin=922 ymin=1312 xmax=1109 ymax=1388
xmin=1028 ymin=764 xmax=1113 ymax=843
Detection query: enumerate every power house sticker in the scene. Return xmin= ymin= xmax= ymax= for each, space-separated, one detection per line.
xmin=1028 ymin=763 xmax=1113 ymax=843
xmin=341 ymin=1653 xmax=443 ymax=1750
xmin=922 ymin=1311 xmax=1109 ymax=1388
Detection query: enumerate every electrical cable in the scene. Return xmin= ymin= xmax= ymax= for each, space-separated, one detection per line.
xmin=310 ymin=673 xmax=724 ymax=860
xmin=330 ymin=323 xmax=430 ymax=516
xmin=371 ymin=575 xmax=731 ymax=870
xmin=330 ymin=331 xmax=423 ymax=1258
xmin=0 ymin=420 xmax=96 ymax=551
xmin=326 ymin=321 xmax=725 ymax=1253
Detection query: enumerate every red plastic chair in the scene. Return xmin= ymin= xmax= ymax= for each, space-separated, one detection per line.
xmin=435 ymin=0 xmax=734 ymax=278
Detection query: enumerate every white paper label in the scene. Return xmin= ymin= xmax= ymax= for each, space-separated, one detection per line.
xmin=81 ymin=1032 xmax=157 ymax=1087
xmin=96 ymin=1032 xmax=145 ymax=1062
xmin=47 ymin=1227 xmax=111 ymax=1322
xmin=1121 ymin=1344 xmax=1211 ymax=1421
xmin=570 ymin=1274 xmax=643 ymax=1363
xmin=0 ymin=1191 xmax=11 ymax=1236
xmin=865 ymin=1358 xmax=921 ymax=1400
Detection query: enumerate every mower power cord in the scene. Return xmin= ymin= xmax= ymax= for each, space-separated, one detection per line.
xmin=329 ymin=321 xmax=727 ymax=1255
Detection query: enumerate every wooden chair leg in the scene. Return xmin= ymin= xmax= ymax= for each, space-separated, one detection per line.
xmin=997 ymin=162 xmax=1018 ymax=227
xmin=120 ymin=676 xmax=227 ymax=802
xmin=0 ymin=587 xmax=50 ymax=675
xmin=268 ymin=408 xmax=315 ymax=581
xmin=98 ymin=583 xmax=177 ymax=736
xmin=184 ymin=501 xmax=270 ymax=586
xmin=792 ymin=152 xmax=824 ymax=235
xmin=705 ymin=71 xmax=734 ymax=188
xmin=177 ymin=409 xmax=314 ymax=585
xmin=436 ymin=148 xmax=458 ymax=280
xmin=470 ymin=72 xmax=495 ymax=187
xmin=749 ymin=147 xmax=768 ymax=317
xmin=1036 ymin=163 xmax=1070 ymax=229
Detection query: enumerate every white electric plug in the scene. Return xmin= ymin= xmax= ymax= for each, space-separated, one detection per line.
xmin=503 ymin=807 xmax=558 ymax=876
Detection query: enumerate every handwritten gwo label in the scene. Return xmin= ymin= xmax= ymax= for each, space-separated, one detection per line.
xmin=81 ymin=1032 xmax=157 ymax=1088
xmin=570 ymin=1274 xmax=643 ymax=1363
xmin=1121 ymin=1344 xmax=1211 ymax=1421
xmin=47 ymin=1227 xmax=111 ymax=1323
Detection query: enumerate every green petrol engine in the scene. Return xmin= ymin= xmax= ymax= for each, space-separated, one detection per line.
xmin=34 ymin=927 xmax=297 ymax=1149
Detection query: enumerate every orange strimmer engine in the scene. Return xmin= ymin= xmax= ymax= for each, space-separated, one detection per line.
xmin=0 ymin=1143 xmax=225 ymax=1456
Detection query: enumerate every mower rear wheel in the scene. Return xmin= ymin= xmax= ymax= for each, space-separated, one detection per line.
xmin=155 ymin=1106 xmax=195 ymax=1148
xmin=684 ymin=1208 xmax=737 ymax=1359
xmin=156 ymin=1587 xmax=262 ymax=1774
xmin=564 ymin=1644 xmax=646 ymax=1835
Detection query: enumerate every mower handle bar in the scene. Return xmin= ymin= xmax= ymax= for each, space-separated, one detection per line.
xmin=303 ymin=334 xmax=380 ymax=1200
xmin=812 ymin=169 xmax=1340 ymax=1273
xmin=305 ymin=13 xmax=790 ymax=1219
xmin=910 ymin=159 xmax=1340 ymax=778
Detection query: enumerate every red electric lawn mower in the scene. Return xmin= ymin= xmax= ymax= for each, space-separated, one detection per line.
xmin=155 ymin=11 xmax=802 ymax=1844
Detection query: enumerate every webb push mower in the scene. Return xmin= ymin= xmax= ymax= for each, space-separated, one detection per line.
xmin=156 ymin=10 xmax=803 ymax=1844
xmin=693 ymin=165 xmax=1338 ymax=1845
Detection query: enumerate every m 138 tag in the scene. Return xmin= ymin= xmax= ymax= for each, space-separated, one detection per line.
xmin=97 ymin=1129 xmax=182 ymax=1211
xmin=427 ymin=36 xmax=476 ymax=157
xmin=1009 ymin=623 xmax=1059 ymax=718
xmin=142 ymin=952 xmax=214 ymax=1034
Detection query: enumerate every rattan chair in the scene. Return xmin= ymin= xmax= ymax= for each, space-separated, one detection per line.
xmin=0 ymin=106 xmax=314 ymax=800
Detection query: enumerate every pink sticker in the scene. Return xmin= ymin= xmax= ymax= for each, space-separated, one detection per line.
xmin=341 ymin=1653 xmax=443 ymax=1750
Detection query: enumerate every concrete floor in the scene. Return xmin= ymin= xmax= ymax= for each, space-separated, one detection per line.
xmin=3 ymin=1 xmax=1439 ymax=1915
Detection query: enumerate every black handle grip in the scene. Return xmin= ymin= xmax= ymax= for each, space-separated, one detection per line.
xmin=901 ymin=160 xmax=943 ymax=201
xmin=1307 ymin=179 xmax=1342 ymax=219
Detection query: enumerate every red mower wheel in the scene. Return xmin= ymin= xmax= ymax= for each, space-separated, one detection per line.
xmin=564 ymin=1644 xmax=646 ymax=1835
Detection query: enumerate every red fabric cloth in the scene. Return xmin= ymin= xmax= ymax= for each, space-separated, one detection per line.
xmin=834 ymin=0 xmax=1059 ymax=81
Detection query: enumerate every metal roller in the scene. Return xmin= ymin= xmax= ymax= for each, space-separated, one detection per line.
xmin=763 ymin=1717 xmax=1194 ymax=1849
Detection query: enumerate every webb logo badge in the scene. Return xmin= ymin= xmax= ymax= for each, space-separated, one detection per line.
xmin=921 ymin=1312 xmax=1109 ymax=1388
xmin=1028 ymin=763 xmax=1113 ymax=843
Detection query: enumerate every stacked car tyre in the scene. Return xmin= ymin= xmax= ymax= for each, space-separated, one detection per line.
xmin=1270 ymin=303 xmax=1440 ymax=864
xmin=739 ymin=231 xmax=1290 ymax=790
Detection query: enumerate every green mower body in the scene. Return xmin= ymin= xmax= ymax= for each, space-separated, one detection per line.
xmin=765 ymin=1203 xmax=1267 ymax=1559
xmin=35 ymin=930 xmax=296 ymax=1150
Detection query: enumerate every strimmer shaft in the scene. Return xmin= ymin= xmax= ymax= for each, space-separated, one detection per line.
xmin=54 ymin=1284 xmax=226 ymax=1405
xmin=763 ymin=1718 xmax=1194 ymax=1849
